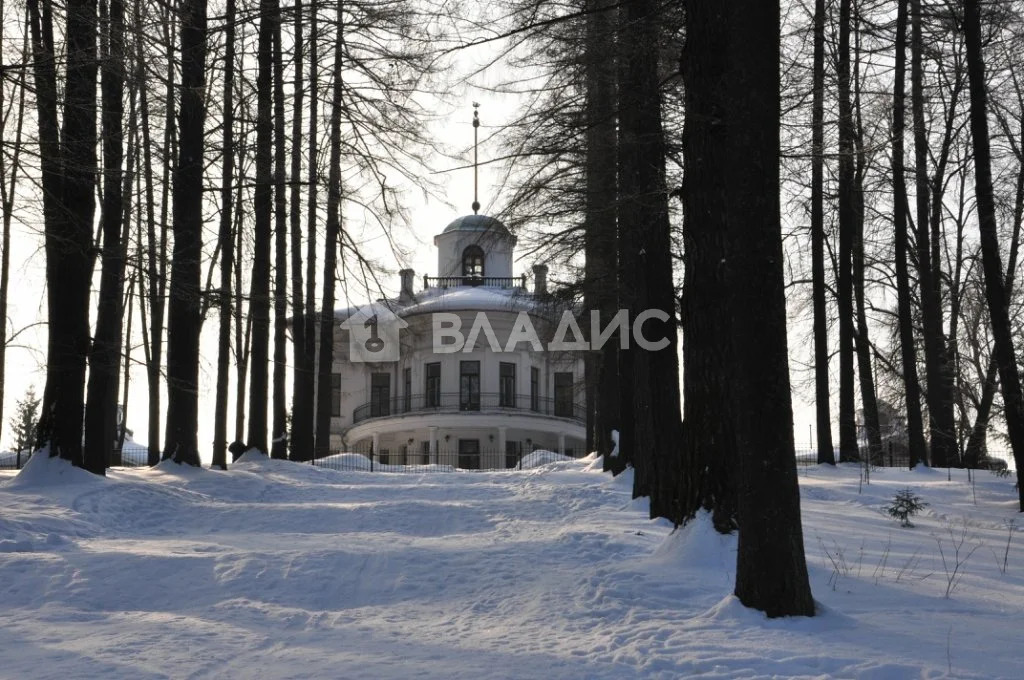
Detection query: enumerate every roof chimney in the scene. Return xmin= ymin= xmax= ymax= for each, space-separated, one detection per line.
xmin=399 ymin=268 xmax=415 ymax=302
xmin=532 ymin=264 xmax=548 ymax=296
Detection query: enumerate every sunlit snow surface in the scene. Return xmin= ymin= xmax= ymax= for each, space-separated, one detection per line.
xmin=2 ymin=453 xmax=1022 ymax=679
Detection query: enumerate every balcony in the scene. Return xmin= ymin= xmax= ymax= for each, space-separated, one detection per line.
xmin=352 ymin=391 xmax=584 ymax=425
xmin=423 ymin=274 xmax=527 ymax=289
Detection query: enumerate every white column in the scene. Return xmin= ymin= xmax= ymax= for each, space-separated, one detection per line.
xmin=372 ymin=432 xmax=380 ymax=458
xmin=558 ymin=433 xmax=565 ymax=456
xmin=429 ymin=426 xmax=438 ymax=463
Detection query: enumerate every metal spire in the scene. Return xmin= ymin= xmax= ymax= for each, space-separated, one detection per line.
xmin=472 ymin=102 xmax=480 ymax=215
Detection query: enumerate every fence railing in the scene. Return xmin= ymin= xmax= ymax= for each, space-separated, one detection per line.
xmin=794 ymin=445 xmax=1014 ymax=472
xmin=0 ymin=446 xmax=153 ymax=471
xmin=423 ymin=274 xmax=527 ymax=289
xmin=1 ymin=446 xmax=1012 ymax=473
xmin=352 ymin=391 xmax=585 ymax=424
xmin=309 ymin=447 xmax=584 ymax=472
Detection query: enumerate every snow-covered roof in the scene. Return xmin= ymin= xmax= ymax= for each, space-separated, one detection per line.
xmin=329 ymin=285 xmax=543 ymax=322
xmin=440 ymin=214 xmax=511 ymax=237
xmin=398 ymin=285 xmax=538 ymax=317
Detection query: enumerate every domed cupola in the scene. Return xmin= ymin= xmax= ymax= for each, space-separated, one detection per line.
xmin=434 ymin=213 xmax=516 ymax=280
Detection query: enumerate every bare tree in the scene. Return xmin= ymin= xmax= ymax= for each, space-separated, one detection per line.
xmin=162 ymin=0 xmax=208 ymax=465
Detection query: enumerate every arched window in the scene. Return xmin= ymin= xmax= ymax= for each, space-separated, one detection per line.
xmin=462 ymin=245 xmax=485 ymax=279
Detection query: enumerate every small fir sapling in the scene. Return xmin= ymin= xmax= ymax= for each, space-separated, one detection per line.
xmin=886 ymin=488 xmax=928 ymax=527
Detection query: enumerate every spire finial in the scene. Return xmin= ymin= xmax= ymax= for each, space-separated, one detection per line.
xmin=472 ymin=102 xmax=481 ymax=215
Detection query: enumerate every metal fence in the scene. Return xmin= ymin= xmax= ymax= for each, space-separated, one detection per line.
xmin=2 ymin=445 xmax=1013 ymax=473
xmin=794 ymin=445 xmax=1015 ymax=472
xmin=308 ymin=447 xmax=584 ymax=473
xmin=0 ymin=447 xmax=152 ymax=470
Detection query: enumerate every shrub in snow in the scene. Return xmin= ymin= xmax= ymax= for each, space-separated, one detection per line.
xmin=886 ymin=488 xmax=928 ymax=528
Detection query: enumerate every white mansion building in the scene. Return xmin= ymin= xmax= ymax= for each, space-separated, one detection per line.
xmin=327 ymin=213 xmax=586 ymax=468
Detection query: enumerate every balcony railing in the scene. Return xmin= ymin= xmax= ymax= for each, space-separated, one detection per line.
xmin=423 ymin=274 xmax=527 ymax=289
xmin=352 ymin=391 xmax=584 ymax=425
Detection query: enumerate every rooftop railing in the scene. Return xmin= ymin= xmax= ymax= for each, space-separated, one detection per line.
xmin=423 ymin=274 xmax=528 ymax=289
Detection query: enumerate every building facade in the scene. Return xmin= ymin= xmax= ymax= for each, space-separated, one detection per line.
xmin=328 ymin=214 xmax=586 ymax=468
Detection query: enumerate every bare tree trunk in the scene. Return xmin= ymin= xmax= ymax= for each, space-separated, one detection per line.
xmin=289 ymin=0 xmax=314 ymax=462
xmin=618 ymin=0 xmax=682 ymax=511
xmin=836 ymin=0 xmax=858 ymax=463
xmin=234 ymin=156 xmax=251 ymax=445
xmin=963 ymin=0 xmax=1024 ymax=508
xmin=685 ymin=0 xmax=814 ymax=618
xmin=300 ymin=3 xmax=320 ymax=460
xmin=117 ymin=270 xmax=136 ymax=455
xmin=34 ymin=0 xmax=99 ymax=466
xmin=583 ymin=0 xmax=619 ymax=466
xmin=212 ymin=0 xmax=237 ymax=470
xmin=0 ymin=23 xmax=27 ymax=444
xmin=911 ymin=0 xmax=955 ymax=467
xmin=964 ymin=120 xmax=1024 ymax=468
xmin=247 ymin=0 xmax=276 ymax=455
xmin=851 ymin=19 xmax=882 ymax=463
xmin=810 ymin=0 xmax=835 ymax=465
xmin=892 ymin=0 xmax=927 ymax=468
xmin=84 ymin=0 xmax=127 ymax=474
xmin=163 ymin=0 xmax=208 ymax=465
xmin=142 ymin=0 xmax=174 ymax=465
xmin=271 ymin=0 xmax=289 ymax=459
xmin=314 ymin=0 xmax=347 ymax=459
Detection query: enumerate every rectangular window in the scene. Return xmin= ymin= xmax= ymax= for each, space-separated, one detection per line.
xmin=499 ymin=362 xmax=516 ymax=407
xmin=460 ymin=361 xmax=480 ymax=411
xmin=331 ymin=373 xmax=342 ymax=417
xmin=458 ymin=438 xmax=480 ymax=469
xmin=505 ymin=440 xmax=521 ymax=469
xmin=421 ymin=440 xmax=431 ymax=465
xmin=370 ymin=372 xmax=391 ymax=417
xmin=530 ymin=367 xmax=539 ymax=412
xmin=425 ymin=362 xmax=441 ymax=408
xmin=403 ymin=367 xmax=412 ymax=413
xmin=554 ymin=372 xmax=573 ymax=418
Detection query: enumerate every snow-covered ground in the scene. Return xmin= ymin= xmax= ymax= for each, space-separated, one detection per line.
xmin=1 ymin=454 xmax=1022 ymax=679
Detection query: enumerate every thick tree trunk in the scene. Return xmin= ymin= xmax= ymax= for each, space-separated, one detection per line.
xmin=163 ymin=0 xmax=207 ymax=466
xmin=314 ymin=0 xmax=346 ymax=459
xmin=851 ymin=34 xmax=883 ymax=464
xmin=617 ymin=0 xmax=683 ymax=513
xmin=212 ymin=0 xmax=237 ymax=470
xmin=299 ymin=4 xmax=320 ymax=461
xmin=836 ymin=0 xmax=858 ymax=463
xmin=810 ymin=0 xmax=835 ymax=465
xmin=26 ymin=0 xmax=65 ymax=456
xmin=143 ymin=0 xmax=174 ymax=466
xmin=271 ymin=0 xmax=289 ymax=459
xmin=289 ymin=0 xmax=314 ymax=462
xmin=891 ymin=0 xmax=927 ymax=469
xmin=964 ymin=122 xmax=1024 ymax=468
xmin=583 ymin=0 xmax=619 ymax=466
xmin=963 ymin=0 xmax=1024 ymax=508
xmin=685 ymin=0 xmax=814 ymax=617
xmin=680 ymin=0 xmax=737 ymax=532
xmin=246 ymin=0 xmax=276 ymax=455
xmin=84 ymin=0 xmax=127 ymax=475
xmin=34 ymin=0 xmax=98 ymax=466
xmin=911 ymin=0 xmax=952 ymax=467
